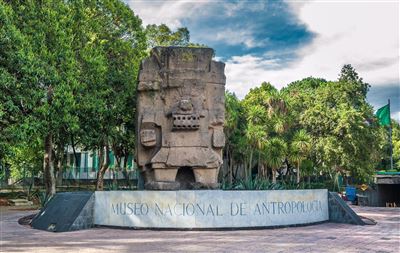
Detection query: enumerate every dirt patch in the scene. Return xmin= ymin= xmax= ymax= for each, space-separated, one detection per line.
xmin=10 ymin=207 xmax=39 ymax=211
xmin=0 ymin=198 xmax=10 ymax=206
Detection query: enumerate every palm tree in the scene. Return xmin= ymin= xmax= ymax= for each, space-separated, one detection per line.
xmin=264 ymin=137 xmax=287 ymax=183
xmin=289 ymin=130 xmax=312 ymax=184
xmin=245 ymin=122 xmax=266 ymax=180
xmin=242 ymin=82 xmax=289 ymax=182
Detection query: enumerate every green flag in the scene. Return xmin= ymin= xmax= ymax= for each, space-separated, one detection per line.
xmin=376 ymin=104 xmax=390 ymax=126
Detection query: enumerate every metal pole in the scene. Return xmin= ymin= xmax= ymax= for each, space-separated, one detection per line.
xmin=388 ymin=99 xmax=393 ymax=170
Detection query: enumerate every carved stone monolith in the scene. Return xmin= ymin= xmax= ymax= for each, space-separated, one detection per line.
xmin=136 ymin=47 xmax=225 ymax=190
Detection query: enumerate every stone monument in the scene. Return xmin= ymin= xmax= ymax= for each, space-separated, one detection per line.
xmin=136 ymin=47 xmax=226 ymax=190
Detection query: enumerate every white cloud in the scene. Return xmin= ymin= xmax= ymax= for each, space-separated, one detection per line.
xmin=125 ymin=0 xmax=211 ymax=29
xmin=225 ymin=1 xmax=399 ymax=99
xmin=127 ymin=1 xmax=265 ymax=48
xmin=212 ymin=29 xmax=265 ymax=48
xmin=225 ymin=55 xmax=281 ymax=96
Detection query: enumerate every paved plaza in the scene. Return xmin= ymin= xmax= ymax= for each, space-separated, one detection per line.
xmin=0 ymin=205 xmax=399 ymax=253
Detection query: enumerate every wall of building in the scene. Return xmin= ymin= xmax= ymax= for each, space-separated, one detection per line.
xmin=63 ymin=149 xmax=137 ymax=180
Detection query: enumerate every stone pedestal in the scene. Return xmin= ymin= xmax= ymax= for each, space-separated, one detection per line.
xmin=31 ymin=189 xmax=367 ymax=232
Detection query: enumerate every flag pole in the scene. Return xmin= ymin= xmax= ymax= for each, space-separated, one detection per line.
xmin=388 ymin=99 xmax=393 ymax=170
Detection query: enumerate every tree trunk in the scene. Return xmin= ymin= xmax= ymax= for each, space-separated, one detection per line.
xmin=55 ymin=144 xmax=64 ymax=186
xmin=248 ymin=148 xmax=253 ymax=181
xmin=96 ymin=144 xmax=110 ymax=191
xmin=228 ymin=150 xmax=233 ymax=185
xmin=113 ymin=154 xmax=121 ymax=187
xmin=122 ymin=155 xmax=130 ymax=187
xmin=43 ymin=133 xmax=56 ymax=196
xmin=257 ymin=151 xmax=261 ymax=178
xmin=4 ymin=163 xmax=10 ymax=186
xmin=56 ymin=158 xmax=63 ymax=186
xmin=272 ymin=167 xmax=277 ymax=184
xmin=70 ymin=134 xmax=79 ymax=168
xmin=296 ymin=161 xmax=300 ymax=184
xmin=261 ymin=163 xmax=266 ymax=179
xmin=284 ymin=159 xmax=291 ymax=182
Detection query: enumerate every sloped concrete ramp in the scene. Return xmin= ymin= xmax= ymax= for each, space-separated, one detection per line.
xmin=31 ymin=191 xmax=94 ymax=232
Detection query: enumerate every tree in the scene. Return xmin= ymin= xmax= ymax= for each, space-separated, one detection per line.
xmin=338 ymin=64 xmax=369 ymax=99
xmin=264 ymin=137 xmax=287 ymax=183
xmin=378 ymin=120 xmax=400 ymax=170
xmin=72 ymin=0 xmax=147 ymax=190
xmin=288 ymin=130 xmax=311 ymax=184
xmin=145 ymin=24 xmax=190 ymax=48
xmin=224 ymin=91 xmax=245 ymax=184
xmin=1 ymin=0 xmax=147 ymax=194
xmin=299 ymin=66 xmax=381 ymax=182
xmin=242 ymin=82 xmax=290 ymax=180
xmin=1 ymin=0 xmax=81 ymax=195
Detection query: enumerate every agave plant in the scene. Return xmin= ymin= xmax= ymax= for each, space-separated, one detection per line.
xmin=232 ymin=178 xmax=285 ymax=190
xmin=31 ymin=189 xmax=53 ymax=208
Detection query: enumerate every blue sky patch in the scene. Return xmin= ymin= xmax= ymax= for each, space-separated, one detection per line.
xmin=183 ymin=0 xmax=314 ymax=65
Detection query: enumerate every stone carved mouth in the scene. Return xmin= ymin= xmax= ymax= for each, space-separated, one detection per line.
xmin=172 ymin=114 xmax=200 ymax=130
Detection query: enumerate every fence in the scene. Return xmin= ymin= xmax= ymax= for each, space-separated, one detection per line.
xmin=1 ymin=167 xmax=140 ymax=192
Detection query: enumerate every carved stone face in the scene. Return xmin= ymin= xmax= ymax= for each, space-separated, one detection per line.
xmin=172 ymin=99 xmax=199 ymax=130
xmin=179 ymin=99 xmax=192 ymax=112
xmin=171 ymin=97 xmax=200 ymax=130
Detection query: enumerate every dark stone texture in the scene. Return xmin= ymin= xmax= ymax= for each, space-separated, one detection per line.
xmin=328 ymin=192 xmax=365 ymax=225
xmin=31 ymin=191 xmax=94 ymax=232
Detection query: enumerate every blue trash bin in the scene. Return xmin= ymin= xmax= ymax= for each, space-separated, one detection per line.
xmin=346 ymin=186 xmax=357 ymax=202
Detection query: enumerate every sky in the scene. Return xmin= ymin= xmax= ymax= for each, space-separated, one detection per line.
xmin=126 ymin=0 xmax=400 ymax=121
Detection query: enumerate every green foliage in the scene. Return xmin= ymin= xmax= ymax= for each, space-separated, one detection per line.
xmin=264 ymin=138 xmax=287 ymax=170
xmin=378 ymin=120 xmax=400 ymax=170
xmin=222 ymin=65 xmax=390 ymax=187
xmin=145 ymin=24 xmax=190 ymax=48
xmin=229 ymin=178 xmax=285 ymax=190
xmin=5 ymin=142 xmax=42 ymax=180
xmin=223 ymin=91 xmax=248 ymax=181
xmin=298 ymin=75 xmax=380 ymax=181
xmin=393 ymin=122 xmax=400 ymax=168
xmin=222 ymin=178 xmax=325 ymax=191
xmin=145 ymin=23 xmax=208 ymax=49
xmin=0 ymin=0 xmax=147 ymax=191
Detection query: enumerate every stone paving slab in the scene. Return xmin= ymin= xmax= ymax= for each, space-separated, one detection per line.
xmin=1 ymin=205 xmax=399 ymax=253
